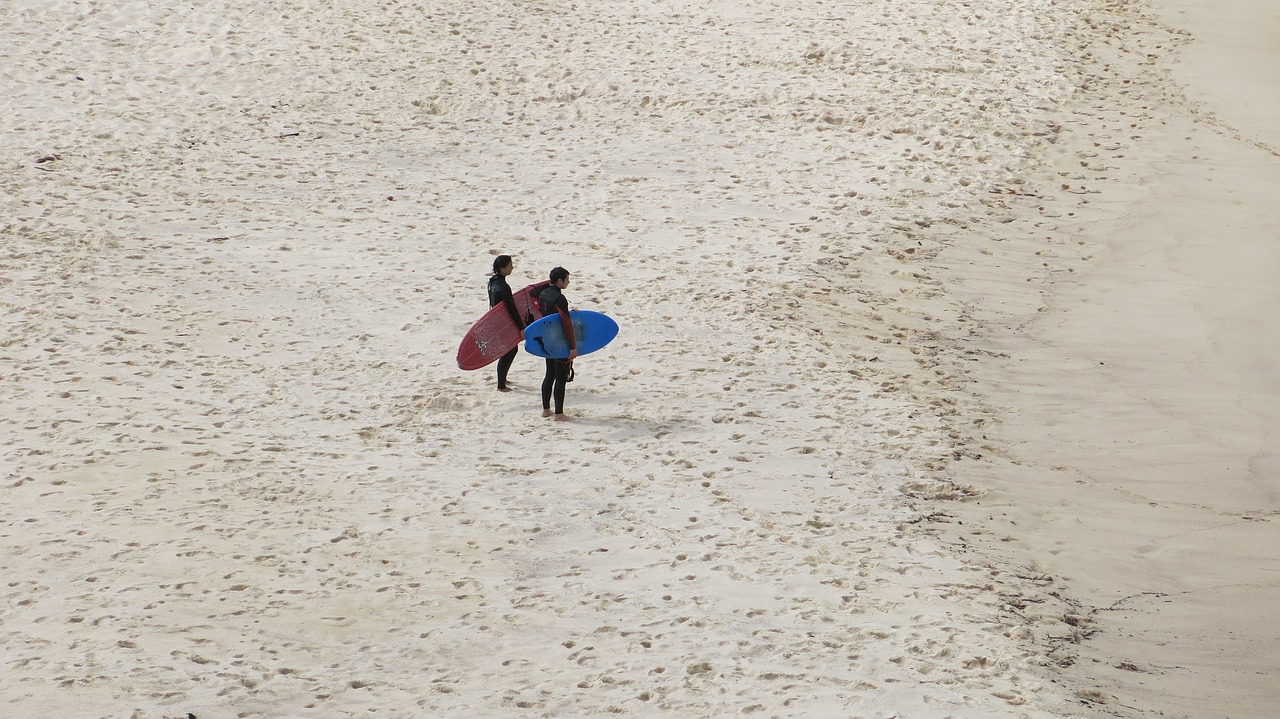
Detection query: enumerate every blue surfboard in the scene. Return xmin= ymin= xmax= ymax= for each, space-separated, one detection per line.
xmin=524 ymin=310 xmax=619 ymax=359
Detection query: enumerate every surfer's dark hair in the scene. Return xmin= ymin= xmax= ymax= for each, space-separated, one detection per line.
xmin=493 ymin=255 xmax=512 ymax=274
xmin=549 ymin=266 xmax=570 ymax=283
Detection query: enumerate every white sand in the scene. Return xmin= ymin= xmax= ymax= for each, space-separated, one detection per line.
xmin=932 ymin=1 xmax=1280 ymax=717
xmin=1153 ymin=0 xmax=1280 ymax=151
xmin=2 ymin=0 xmax=1273 ymax=718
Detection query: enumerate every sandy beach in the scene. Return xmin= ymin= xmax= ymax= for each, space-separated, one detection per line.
xmin=2 ymin=0 xmax=1275 ymax=718
xmin=934 ymin=1 xmax=1280 ymax=717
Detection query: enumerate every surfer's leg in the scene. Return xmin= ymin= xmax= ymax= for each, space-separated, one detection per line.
xmin=541 ymin=358 xmax=555 ymax=412
xmin=496 ymin=346 xmax=517 ymax=390
xmin=552 ymin=360 xmax=569 ymax=415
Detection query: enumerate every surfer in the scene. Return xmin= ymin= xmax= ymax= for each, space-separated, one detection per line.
xmin=487 ymin=255 xmax=525 ymax=392
xmin=535 ymin=267 xmax=576 ymax=420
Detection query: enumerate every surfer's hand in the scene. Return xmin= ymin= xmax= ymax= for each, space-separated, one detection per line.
xmin=569 ymin=349 xmax=578 ymax=362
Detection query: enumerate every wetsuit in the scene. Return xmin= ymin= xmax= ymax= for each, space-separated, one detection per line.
xmin=536 ymin=284 xmax=575 ymax=414
xmin=488 ymin=273 xmax=524 ymax=390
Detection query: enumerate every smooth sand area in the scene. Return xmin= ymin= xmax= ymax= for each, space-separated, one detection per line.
xmin=1155 ymin=0 xmax=1280 ymax=151
xmin=942 ymin=1 xmax=1280 ymax=716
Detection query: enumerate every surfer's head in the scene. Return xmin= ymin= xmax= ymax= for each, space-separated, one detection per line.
xmin=493 ymin=255 xmax=513 ymax=275
xmin=549 ymin=266 xmax=570 ymax=288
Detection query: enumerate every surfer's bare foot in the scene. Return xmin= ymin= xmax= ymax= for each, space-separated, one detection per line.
xmin=553 ymin=413 xmax=571 ymax=421
xmin=498 ymin=386 xmax=512 ymax=392
xmin=541 ymin=409 xmax=553 ymax=417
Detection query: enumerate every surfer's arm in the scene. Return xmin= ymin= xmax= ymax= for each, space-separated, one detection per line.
xmin=556 ymin=306 xmax=577 ymax=355
xmin=501 ymin=295 xmax=524 ymax=329
xmin=491 ymin=278 xmax=524 ymax=329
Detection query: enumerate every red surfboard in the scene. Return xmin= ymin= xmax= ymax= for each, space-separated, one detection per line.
xmin=456 ymin=280 xmax=550 ymax=370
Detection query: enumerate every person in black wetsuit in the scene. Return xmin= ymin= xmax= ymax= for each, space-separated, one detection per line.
xmin=487 ymin=255 xmax=525 ymax=392
xmin=536 ymin=266 xmax=576 ymax=420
